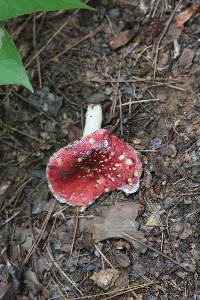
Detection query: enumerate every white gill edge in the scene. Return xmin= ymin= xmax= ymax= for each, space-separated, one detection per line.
xmin=118 ymin=180 xmax=140 ymax=195
xmin=83 ymin=104 xmax=102 ymax=136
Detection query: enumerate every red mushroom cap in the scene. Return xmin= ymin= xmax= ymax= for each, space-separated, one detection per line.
xmin=46 ymin=129 xmax=142 ymax=208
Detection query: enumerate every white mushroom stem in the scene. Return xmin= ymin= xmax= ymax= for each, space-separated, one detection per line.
xmin=83 ymin=104 xmax=102 ymax=136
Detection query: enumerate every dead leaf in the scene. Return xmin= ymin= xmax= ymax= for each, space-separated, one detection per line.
xmin=114 ymin=270 xmax=129 ymax=290
xmin=166 ymin=24 xmax=182 ymax=41
xmin=81 ymin=202 xmax=146 ymax=253
xmin=179 ymin=48 xmax=195 ymax=70
xmin=0 ymin=180 xmax=11 ymax=196
xmin=179 ymin=223 xmax=193 ymax=240
xmin=148 ymin=16 xmax=160 ymax=43
xmin=136 ymin=65 xmax=152 ymax=77
xmin=0 ymin=265 xmax=16 ymax=300
xmin=90 ymin=268 xmax=119 ymax=290
xmin=175 ymin=4 xmax=200 ymax=29
xmin=110 ymin=30 xmax=135 ymax=49
xmin=25 ymin=270 xmax=42 ymax=297
xmin=114 ymin=240 xmax=131 ymax=251
xmin=146 ymin=205 xmax=164 ymax=228
xmin=67 ymin=124 xmax=82 ymax=143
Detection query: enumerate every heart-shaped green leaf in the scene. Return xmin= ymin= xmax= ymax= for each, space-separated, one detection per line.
xmin=0 ymin=25 xmax=33 ymax=92
xmin=0 ymin=0 xmax=93 ymax=21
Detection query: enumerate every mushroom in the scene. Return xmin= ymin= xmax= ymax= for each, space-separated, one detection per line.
xmin=46 ymin=101 xmax=142 ymax=209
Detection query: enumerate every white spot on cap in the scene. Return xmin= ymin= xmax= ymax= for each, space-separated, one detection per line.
xmin=133 ymin=170 xmax=139 ymax=177
xmin=128 ymin=178 xmax=132 ymax=183
xmin=126 ymin=158 xmax=133 ymax=165
xmin=103 ymin=140 xmax=109 ymax=147
xmin=115 ymin=163 xmax=120 ymax=167
xmin=105 ymin=188 xmax=110 ymax=192
xmin=111 ymin=177 xmax=115 ymax=182
xmin=77 ymin=157 xmax=82 ymax=162
xmin=89 ymin=138 xmax=96 ymax=144
xmin=96 ymin=179 xmax=103 ymax=184
xmin=119 ymin=155 xmax=125 ymax=160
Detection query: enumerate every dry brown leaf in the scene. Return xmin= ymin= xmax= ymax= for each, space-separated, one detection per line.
xmin=80 ymin=202 xmax=146 ymax=253
xmin=90 ymin=268 xmax=119 ymax=290
xmin=179 ymin=47 xmax=195 ymax=70
xmin=175 ymin=4 xmax=200 ymax=29
xmin=110 ymin=30 xmax=135 ymax=49
xmin=114 ymin=240 xmax=131 ymax=251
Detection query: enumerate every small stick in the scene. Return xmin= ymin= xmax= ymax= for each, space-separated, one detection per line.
xmin=33 ymin=15 xmax=42 ymax=88
xmin=0 ymin=211 xmax=21 ymax=228
xmin=117 ymin=98 xmax=160 ymax=107
xmin=22 ymin=199 xmax=56 ymax=266
xmin=47 ymin=248 xmax=84 ymax=296
xmin=52 ymin=25 xmax=102 ymax=61
xmin=0 ymin=120 xmax=44 ymax=143
xmin=94 ymin=244 xmax=118 ymax=272
xmin=153 ymin=0 xmax=183 ymax=77
xmin=69 ymin=207 xmax=80 ymax=257
xmin=122 ymin=232 xmax=192 ymax=273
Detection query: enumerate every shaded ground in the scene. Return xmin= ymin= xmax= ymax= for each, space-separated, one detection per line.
xmin=0 ymin=0 xmax=200 ymax=299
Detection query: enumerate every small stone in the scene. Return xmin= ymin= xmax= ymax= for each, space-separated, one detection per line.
xmin=148 ymin=296 xmax=157 ymax=300
xmin=104 ymin=87 xmax=113 ymax=96
xmin=132 ymin=138 xmax=141 ymax=145
xmin=151 ymin=137 xmax=163 ymax=150
xmin=184 ymin=196 xmax=193 ymax=205
xmin=191 ymin=166 xmax=200 ymax=178
xmin=175 ymin=181 xmax=186 ymax=191
xmin=196 ymin=139 xmax=200 ymax=147
xmin=108 ymin=8 xmax=120 ymax=19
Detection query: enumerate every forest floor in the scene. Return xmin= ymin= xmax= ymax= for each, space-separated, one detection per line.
xmin=0 ymin=1 xmax=200 ymax=299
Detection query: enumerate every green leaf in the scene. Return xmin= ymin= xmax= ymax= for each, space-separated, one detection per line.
xmin=0 ymin=25 xmax=33 ymax=92
xmin=0 ymin=0 xmax=93 ymax=21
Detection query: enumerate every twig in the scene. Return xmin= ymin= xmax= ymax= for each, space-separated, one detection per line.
xmin=0 ymin=211 xmax=21 ymax=228
xmin=22 ymin=199 xmax=56 ymax=266
xmin=117 ymin=98 xmax=160 ymax=107
xmin=122 ymin=232 xmax=192 ymax=273
xmin=33 ymin=15 xmax=42 ymax=88
xmin=74 ymin=281 xmax=158 ymax=299
xmin=47 ymin=247 xmax=84 ymax=296
xmin=0 ymin=120 xmax=44 ymax=143
xmin=69 ymin=207 xmax=80 ymax=258
xmin=14 ymin=91 xmax=55 ymax=122
xmin=153 ymin=0 xmax=183 ymax=77
xmin=46 ymin=74 xmax=84 ymax=108
xmin=94 ymin=244 xmax=118 ymax=272
xmin=51 ymin=25 xmax=102 ymax=61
